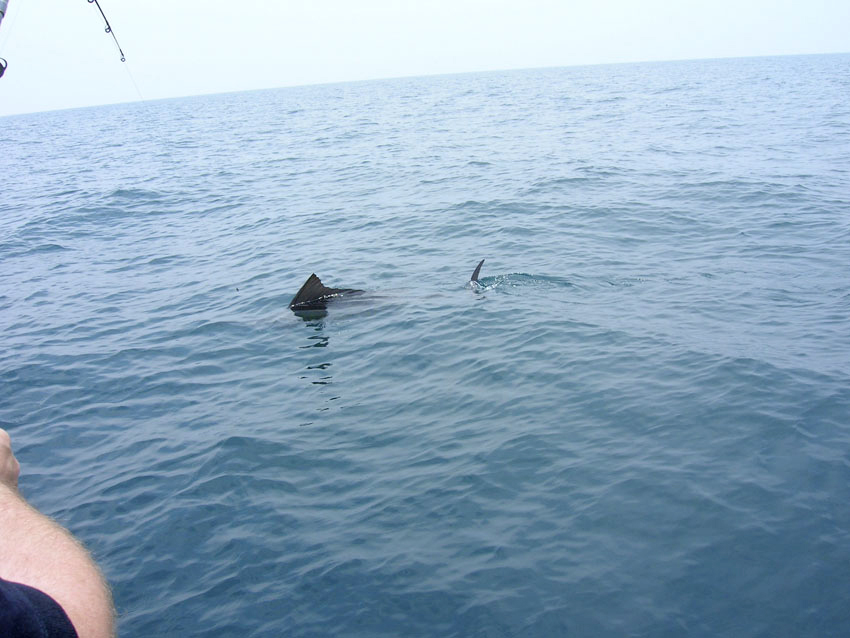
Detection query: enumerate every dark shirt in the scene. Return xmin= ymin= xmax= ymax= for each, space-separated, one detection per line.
xmin=0 ymin=577 xmax=78 ymax=638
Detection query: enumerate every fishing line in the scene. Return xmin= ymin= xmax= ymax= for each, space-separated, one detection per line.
xmin=122 ymin=60 xmax=145 ymax=101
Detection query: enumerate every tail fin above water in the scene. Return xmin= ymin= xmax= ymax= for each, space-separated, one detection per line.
xmin=470 ymin=259 xmax=485 ymax=282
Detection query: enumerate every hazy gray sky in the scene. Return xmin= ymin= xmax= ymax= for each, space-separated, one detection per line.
xmin=0 ymin=0 xmax=848 ymax=116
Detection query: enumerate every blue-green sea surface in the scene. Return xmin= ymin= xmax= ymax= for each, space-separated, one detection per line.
xmin=2 ymin=54 xmax=850 ymax=637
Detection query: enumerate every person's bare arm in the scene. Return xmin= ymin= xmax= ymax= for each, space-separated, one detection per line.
xmin=0 ymin=428 xmax=115 ymax=638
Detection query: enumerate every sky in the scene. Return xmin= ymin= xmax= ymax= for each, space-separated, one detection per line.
xmin=0 ymin=0 xmax=848 ymax=117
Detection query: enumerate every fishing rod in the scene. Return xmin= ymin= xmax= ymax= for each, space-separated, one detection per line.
xmin=0 ymin=0 xmax=9 ymax=77
xmin=0 ymin=0 xmax=132 ymax=80
xmin=89 ymin=0 xmax=144 ymax=100
xmin=88 ymin=0 xmax=126 ymax=62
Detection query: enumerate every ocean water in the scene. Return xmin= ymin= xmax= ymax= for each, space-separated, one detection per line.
xmin=2 ymin=53 xmax=850 ymax=637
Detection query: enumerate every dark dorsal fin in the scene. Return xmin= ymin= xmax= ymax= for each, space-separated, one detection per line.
xmin=470 ymin=259 xmax=485 ymax=282
xmin=290 ymin=274 xmax=330 ymax=308
xmin=289 ymin=274 xmax=361 ymax=310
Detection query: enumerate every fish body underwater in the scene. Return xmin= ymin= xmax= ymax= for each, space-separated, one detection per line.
xmin=289 ymin=260 xmax=485 ymax=315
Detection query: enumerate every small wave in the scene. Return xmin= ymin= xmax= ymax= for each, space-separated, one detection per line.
xmin=147 ymin=255 xmax=184 ymax=267
xmin=109 ymin=188 xmax=164 ymax=202
xmin=24 ymin=290 xmax=49 ymax=302
xmin=32 ymin=243 xmax=70 ymax=254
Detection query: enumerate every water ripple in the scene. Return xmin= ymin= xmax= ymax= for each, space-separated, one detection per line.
xmin=2 ymin=55 xmax=850 ymax=637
